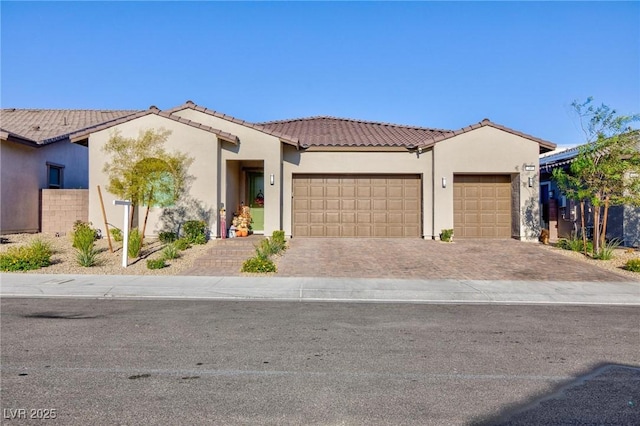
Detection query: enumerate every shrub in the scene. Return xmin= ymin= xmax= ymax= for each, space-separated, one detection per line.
xmin=71 ymin=222 xmax=100 ymax=267
xmin=183 ymin=220 xmax=207 ymax=244
xmin=158 ymin=231 xmax=177 ymax=244
xmin=147 ymin=258 xmax=167 ymax=270
xmin=255 ymin=232 xmax=287 ymax=258
xmin=440 ymin=229 xmax=454 ymax=242
xmin=76 ymin=246 xmax=100 ymax=267
xmin=174 ymin=238 xmax=192 ymax=251
xmin=625 ymin=258 xmax=640 ymax=272
xmin=72 ymin=221 xmax=97 ymax=249
xmin=270 ymin=230 xmax=287 ymax=253
xmin=162 ymin=243 xmax=179 ymax=260
xmin=256 ymin=239 xmax=277 ymax=258
xmin=556 ymin=237 xmax=593 ymax=253
xmin=241 ymin=256 xmax=276 ymax=273
xmin=0 ymin=239 xmax=52 ymax=271
xmin=128 ymin=228 xmax=143 ymax=258
xmin=110 ymin=227 xmax=123 ymax=242
xmin=593 ymin=239 xmax=621 ymax=260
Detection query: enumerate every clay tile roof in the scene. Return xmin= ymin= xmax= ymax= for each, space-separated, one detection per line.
xmin=166 ymin=101 xmax=300 ymax=146
xmin=0 ymin=108 xmax=140 ymax=145
xmin=258 ymin=116 xmax=452 ymax=149
xmin=69 ymin=107 xmax=239 ymax=144
xmin=419 ymin=118 xmax=557 ymax=154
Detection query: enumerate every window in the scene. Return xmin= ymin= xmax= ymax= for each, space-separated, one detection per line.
xmin=47 ymin=162 xmax=64 ymax=189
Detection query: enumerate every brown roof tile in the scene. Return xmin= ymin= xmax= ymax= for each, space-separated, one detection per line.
xmin=0 ymin=108 xmax=139 ymax=145
xmin=258 ymin=116 xmax=452 ymax=149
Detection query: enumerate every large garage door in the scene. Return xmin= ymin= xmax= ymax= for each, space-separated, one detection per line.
xmin=453 ymin=175 xmax=512 ymax=238
xmin=293 ymin=174 xmax=421 ymax=237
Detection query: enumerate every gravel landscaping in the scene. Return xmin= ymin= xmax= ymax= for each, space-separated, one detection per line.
xmin=0 ymin=233 xmax=212 ymax=276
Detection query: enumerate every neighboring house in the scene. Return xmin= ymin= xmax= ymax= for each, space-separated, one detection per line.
xmin=71 ymin=101 xmax=555 ymax=241
xmin=0 ymin=108 xmax=139 ymax=234
xmin=539 ymin=145 xmax=640 ymax=247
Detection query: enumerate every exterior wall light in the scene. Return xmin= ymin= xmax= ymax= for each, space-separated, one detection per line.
xmin=528 ymin=176 xmax=534 ymax=187
xmin=442 ymin=177 xmax=447 ymax=188
xmin=270 ymin=174 xmax=275 ymax=185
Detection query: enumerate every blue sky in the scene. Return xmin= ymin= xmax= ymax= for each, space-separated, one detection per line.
xmin=1 ymin=1 xmax=638 ymax=147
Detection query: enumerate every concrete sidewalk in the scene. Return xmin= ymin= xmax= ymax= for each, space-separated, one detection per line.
xmin=1 ymin=273 xmax=639 ymax=305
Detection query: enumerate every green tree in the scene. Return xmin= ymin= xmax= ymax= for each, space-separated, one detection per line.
xmin=102 ymin=129 xmax=193 ymax=240
xmin=553 ymin=98 xmax=640 ymax=255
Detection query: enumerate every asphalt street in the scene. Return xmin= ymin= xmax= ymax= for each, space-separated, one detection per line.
xmin=1 ymin=298 xmax=639 ymax=425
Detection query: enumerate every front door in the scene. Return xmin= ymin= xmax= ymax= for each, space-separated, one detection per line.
xmin=248 ymin=172 xmax=264 ymax=233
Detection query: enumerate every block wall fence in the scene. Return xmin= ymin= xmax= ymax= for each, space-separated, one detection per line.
xmin=41 ymin=189 xmax=89 ymax=235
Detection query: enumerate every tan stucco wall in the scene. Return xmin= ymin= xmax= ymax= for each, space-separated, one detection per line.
xmin=282 ymin=147 xmax=434 ymax=238
xmin=1 ymin=139 xmax=88 ymax=234
xmin=432 ymin=126 xmax=541 ymax=241
xmin=87 ymin=114 xmax=219 ymax=237
xmin=172 ymin=109 xmax=284 ymax=235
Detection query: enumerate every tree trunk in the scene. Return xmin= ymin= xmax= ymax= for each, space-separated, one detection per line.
xmin=600 ymin=196 xmax=610 ymax=249
xmin=129 ymin=204 xmax=136 ymax=230
xmin=580 ymin=200 xmax=587 ymax=256
xmin=141 ymin=191 xmax=153 ymax=245
xmin=592 ymin=204 xmax=600 ymax=256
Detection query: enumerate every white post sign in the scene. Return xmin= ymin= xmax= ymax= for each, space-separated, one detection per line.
xmin=113 ymin=200 xmax=131 ymax=268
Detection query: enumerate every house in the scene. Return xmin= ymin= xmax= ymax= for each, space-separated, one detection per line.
xmin=0 ymin=108 xmax=138 ymax=234
xmin=540 ymin=145 xmax=640 ymax=247
xmin=70 ymin=101 xmax=555 ymax=241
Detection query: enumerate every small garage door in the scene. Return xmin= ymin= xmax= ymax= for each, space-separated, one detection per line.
xmin=293 ymin=174 xmax=421 ymax=237
xmin=453 ymin=175 xmax=512 ymax=238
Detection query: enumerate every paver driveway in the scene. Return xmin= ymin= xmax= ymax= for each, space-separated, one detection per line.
xmin=275 ymin=238 xmax=633 ymax=282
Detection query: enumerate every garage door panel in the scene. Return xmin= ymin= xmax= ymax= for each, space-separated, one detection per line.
xmin=341 ymin=212 xmax=356 ymax=223
xmin=373 ymin=199 xmax=387 ymax=210
xmin=358 ymin=212 xmax=372 ymax=223
xmin=326 ymin=199 xmax=340 ymax=210
xmin=388 ymin=199 xmax=403 ymax=211
xmin=342 ymin=186 xmax=356 ymax=197
xmin=325 ymin=226 xmax=340 ymax=237
xmin=293 ymin=174 xmax=421 ymax=237
xmin=454 ymin=174 xmax=512 ymax=239
xmin=342 ymin=225 xmax=356 ymax=236
xmin=341 ymin=199 xmax=356 ymax=210
xmin=310 ymin=212 xmax=324 ymax=223
xmin=404 ymin=200 xmax=420 ymax=211
xmin=404 ymin=213 xmax=420 ymax=223
xmin=373 ymin=212 xmax=387 ymax=223
xmin=357 ymin=199 xmax=372 ymax=210
xmin=310 ymin=186 xmax=324 ymax=197
xmin=388 ymin=185 xmax=403 ymax=197
xmin=294 ymin=199 xmax=309 ymax=210
xmin=310 ymin=199 xmax=324 ymax=210
xmin=373 ymin=186 xmax=387 ymax=197
xmin=326 ymin=212 xmax=340 ymax=223
xmin=357 ymin=226 xmax=372 ymax=237
xmin=388 ymin=213 xmax=403 ymax=224
xmin=357 ymin=187 xmax=372 ymax=197
xmin=326 ymin=186 xmax=340 ymax=197
xmin=309 ymin=225 xmax=325 ymax=237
